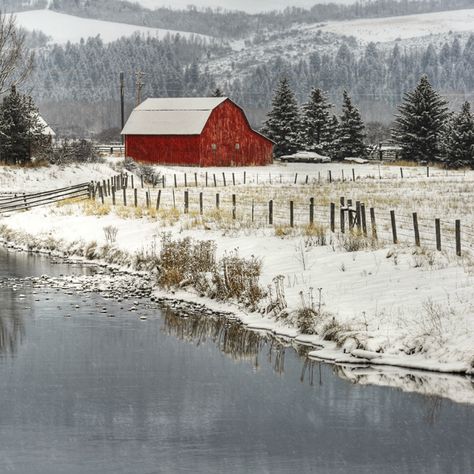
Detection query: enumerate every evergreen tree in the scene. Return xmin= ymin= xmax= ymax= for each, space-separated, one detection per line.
xmin=300 ymin=88 xmax=333 ymax=155
xmin=0 ymin=86 xmax=47 ymax=165
xmin=212 ymin=87 xmax=224 ymax=97
xmin=392 ymin=75 xmax=449 ymax=162
xmin=261 ymin=77 xmax=300 ymax=156
xmin=444 ymin=102 xmax=474 ymax=168
xmin=337 ymin=90 xmax=366 ymax=158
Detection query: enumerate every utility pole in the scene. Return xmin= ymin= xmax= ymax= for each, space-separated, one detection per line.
xmin=120 ymin=72 xmax=125 ymax=144
xmin=135 ymin=70 xmax=145 ymax=106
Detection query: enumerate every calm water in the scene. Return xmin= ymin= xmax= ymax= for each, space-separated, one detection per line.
xmin=0 ymin=249 xmax=473 ymax=474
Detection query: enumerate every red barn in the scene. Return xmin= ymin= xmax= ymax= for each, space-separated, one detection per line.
xmin=121 ymin=97 xmax=273 ymax=166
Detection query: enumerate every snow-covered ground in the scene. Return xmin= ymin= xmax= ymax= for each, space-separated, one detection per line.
xmin=312 ymin=8 xmax=474 ymax=44
xmin=0 ymin=162 xmax=473 ymax=402
xmin=11 ymin=10 xmax=210 ymax=44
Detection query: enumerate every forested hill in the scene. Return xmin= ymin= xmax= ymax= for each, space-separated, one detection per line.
xmin=28 ymin=32 xmax=474 ymax=135
xmin=5 ymin=0 xmax=474 ymax=39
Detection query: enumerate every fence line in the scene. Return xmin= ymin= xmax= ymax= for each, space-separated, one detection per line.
xmin=92 ymin=180 xmax=469 ymax=258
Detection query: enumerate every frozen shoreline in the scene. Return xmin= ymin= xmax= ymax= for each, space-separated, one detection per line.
xmin=1 ymin=162 xmax=473 ymax=393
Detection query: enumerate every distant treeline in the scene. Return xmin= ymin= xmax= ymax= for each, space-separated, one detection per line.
xmin=27 ymin=33 xmax=474 ymax=134
xmin=227 ymin=35 xmax=474 ymax=111
xmin=30 ymin=0 xmax=474 ymax=39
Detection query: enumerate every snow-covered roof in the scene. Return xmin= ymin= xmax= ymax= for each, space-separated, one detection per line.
xmin=38 ymin=115 xmax=55 ymax=137
xmin=122 ymin=97 xmax=227 ymax=135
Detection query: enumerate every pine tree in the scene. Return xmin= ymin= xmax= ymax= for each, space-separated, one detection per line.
xmin=0 ymin=86 xmax=47 ymax=165
xmin=444 ymin=102 xmax=474 ymax=168
xmin=212 ymin=87 xmax=224 ymax=97
xmin=392 ymin=75 xmax=449 ymax=162
xmin=261 ymin=77 xmax=300 ymax=156
xmin=337 ymin=90 xmax=366 ymax=158
xmin=299 ymin=88 xmax=333 ymax=155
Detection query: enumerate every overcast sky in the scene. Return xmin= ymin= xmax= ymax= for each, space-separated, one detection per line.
xmin=135 ymin=1 xmax=356 ymax=14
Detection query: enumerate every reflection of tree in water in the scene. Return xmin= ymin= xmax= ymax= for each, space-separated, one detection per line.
xmin=162 ymin=309 xmax=289 ymax=374
xmin=0 ymin=290 xmax=26 ymax=355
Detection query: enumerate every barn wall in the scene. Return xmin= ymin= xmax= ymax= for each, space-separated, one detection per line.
xmin=125 ymin=134 xmax=202 ymax=165
xmin=124 ymin=99 xmax=273 ymax=167
xmin=199 ymin=100 xmax=273 ymax=167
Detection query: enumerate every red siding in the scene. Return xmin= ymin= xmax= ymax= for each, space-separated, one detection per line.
xmin=124 ymin=99 xmax=273 ymax=167
xmin=125 ymin=134 xmax=201 ymax=166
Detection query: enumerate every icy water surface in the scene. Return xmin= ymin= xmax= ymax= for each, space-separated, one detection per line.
xmin=0 ymin=249 xmax=473 ymax=474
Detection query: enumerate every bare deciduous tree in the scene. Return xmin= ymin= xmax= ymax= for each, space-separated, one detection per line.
xmin=0 ymin=13 xmax=34 ymax=94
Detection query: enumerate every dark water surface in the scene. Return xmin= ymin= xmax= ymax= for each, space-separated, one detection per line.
xmin=0 ymin=249 xmax=473 ymax=474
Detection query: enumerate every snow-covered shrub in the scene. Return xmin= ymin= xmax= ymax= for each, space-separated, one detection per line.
xmin=103 ymin=225 xmax=118 ymax=245
xmin=212 ymin=250 xmax=264 ymax=310
xmin=121 ymin=157 xmax=161 ymax=186
xmin=321 ymin=318 xmax=358 ymax=347
xmin=339 ymin=229 xmax=377 ymax=252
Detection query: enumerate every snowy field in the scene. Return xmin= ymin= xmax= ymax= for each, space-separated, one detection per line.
xmin=1 ymin=161 xmax=473 ymax=399
xmin=11 ymin=10 xmax=210 ymax=44
xmin=313 ymin=8 xmax=474 ymax=44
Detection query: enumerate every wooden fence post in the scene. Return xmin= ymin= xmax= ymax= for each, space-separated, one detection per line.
xmin=232 ymin=194 xmax=236 ymax=219
xmin=172 ymin=188 xmax=176 ymax=209
xmin=328 ymin=170 xmax=332 ymax=183
xmin=355 ymin=201 xmax=361 ymax=231
xmin=205 ymin=172 xmax=208 ymax=187
xmin=361 ymin=203 xmax=367 ymax=236
xmin=370 ymin=207 xmax=377 ymax=240
xmin=244 ymin=171 xmax=246 ymax=185
xmin=390 ymin=210 xmax=398 ymax=244
xmin=340 ymin=197 xmax=345 ymax=234
xmin=269 ymin=200 xmax=273 ymax=225
xmin=141 ymin=175 xmax=144 ymax=188
xmin=309 ymin=197 xmax=314 ymax=225
xmin=400 ymin=167 xmax=403 ymax=179
xmin=199 ymin=192 xmax=203 ymax=215
xmin=174 ymin=174 xmax=177 ymax=188
xmin=232 ymin=172 xmax=236 ymax=186
xmin=305 ymin=175 xmax=309 ymax=185
xmin=435 ymin=218 xmax=441 ymax=251
xmin=427 ymin=166 xmax=430 ymax=178
xmin=290 ymin=201 xmax=294 ymax=227
xmin=456 ymin=220 xmax=461 ymax=256
xmin=213 ymin=174 xmax=217 ymax=187
xmin=134 ymin=188 xmax=138 ymax=207
xmin=330 ymin=203 xmax=335 ymax=232
xmin=184 ymin=173 xmax=187 ymax=188
xmin=195 ymin=172 xmax=198 ymax=187
xmin=122 ymin=188 xmax=127 ymax=206
xmin=112 ymin=187 xmax=116 ymax=206
xmin=294 ymin=173 xmax=298 ymax=184
xmin=131 ymin=175 xmax=134 ymax=189
xmin=352 ymin=168 xmax=355 ymax=182
xmin=222 ymin=172 xmax=227 ymax=186
xmin=413 ymin=212 xmax=420 ymax=246
xmin=251 ymin=200 xmax=254 ymax=223
xmin=156 ymin=190 xmax=161 ymax=210
xmin=183 ymin=190 xmax=189 ymax=213
xmin=146 ymin=191 xmax=150 ymax=208
xmin=216 ymin=193 xmax=220 ymax=209
xmin=341 ymin=169 xmax=344 ymax=181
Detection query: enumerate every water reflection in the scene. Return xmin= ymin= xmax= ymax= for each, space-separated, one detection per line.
xmin=0 ymin=289 xmax=25 ymax=355
xmin=162 ymin=308 xmax=290 ymax=374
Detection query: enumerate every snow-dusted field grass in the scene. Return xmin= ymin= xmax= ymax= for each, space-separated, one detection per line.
xmin=1 ymin=161 xmax=473 ymax=395
xmin=11 ymin=10 xmax=211 ymax=44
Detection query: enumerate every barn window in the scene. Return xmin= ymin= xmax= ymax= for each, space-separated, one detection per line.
xmin=211 ymin=144 xmax=217 ymax=150
xmin=235 ymin=143 xmax=240 ymax=150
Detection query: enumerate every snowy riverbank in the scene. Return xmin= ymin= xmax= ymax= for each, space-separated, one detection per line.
xmin=1 ymin=162 xmax=473 ymax=384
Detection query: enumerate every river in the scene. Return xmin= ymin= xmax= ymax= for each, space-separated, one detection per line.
xmin=0 ymin=248 xmax=472 ymax=473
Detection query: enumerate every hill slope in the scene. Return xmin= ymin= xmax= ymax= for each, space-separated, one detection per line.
xmin=12 ymin=9 xmax=211 ymax=44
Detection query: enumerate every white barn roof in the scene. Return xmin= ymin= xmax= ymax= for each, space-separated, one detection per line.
xmin=121 ymin=97 xmax=227 ymax=136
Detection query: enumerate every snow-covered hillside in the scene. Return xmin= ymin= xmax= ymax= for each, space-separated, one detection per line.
xmin=11 ymin=10 xmax=211 ymax=44
xmin=314 ymin=8 xmax=474 ymax=44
